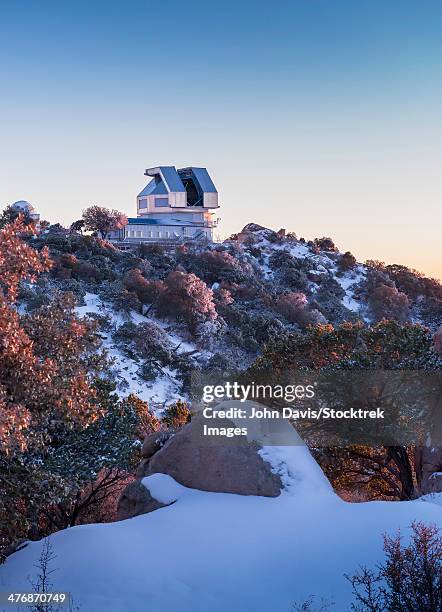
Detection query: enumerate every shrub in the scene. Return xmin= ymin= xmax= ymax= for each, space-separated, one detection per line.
xmin=138 ymin=243 xmax=164 ymax=257
xmin=247 ymin=246 xmax=262 ymax=259
xmin=228 ymin=281 xmax=263 ymax=301
xmin=213 ymin=287 xmax=234 ymax=307
xmin=0 ymin=205 xmax=34 ymax=228
xmin=369 ymin=283 xmax=410 ymax=322
xmin=161 ymin=400 xmax=191 ymax=429
xmin=338 ymin=251 xmax=357 ymax=272
xmin=113 ymin=321 xmax=174 ymax=364
xmin=136 ymin=243 xmax=175 ymax=277
xmin=347 ymin=522 xmax=442 ymax=612
xmin=275 ymin=292 xmax=317 ymax=327
xmin=199 ymin=250 xmax=245 ymax=283
xmin=386 ymin=264 xmax=442 ymax=302
xmin=419 ymin=297 xmax=442 ymax=329
xmin=314 ymin=237 xmax=337 ymax=252
xmin=87 ymin=312 xmax=114 ymax=333
xmin=280 ymin=266 xmax=309 ymax=291
xmin=268 ymin=250 xmax=295 ymax=270
xmin=124 ymin=393 xmax=160 ymax=436
xmin=75 ymin=260 xmax=104 ymax=282
xmin=112 ymin=288 xmax=142 ymax=316
xmin=138 ymin=361 xmax=159 ymax=382
xmin=123 ymin=268 xmax=165 ymax=305
xmin=196 ymin=319 xmax=225 ymax=350
xmin=157 ymin=270 xmax=217 ymax=334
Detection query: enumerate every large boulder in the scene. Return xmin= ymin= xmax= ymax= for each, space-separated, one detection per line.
xmin=138 ymin=419 xmax=282 ymax=497
xmin=415 ymin=445 xmax=442 ymax=495
xmin=141 ymin=430 xmax=172 ymax=459
xmin=116 ymin=480 xmax=166 ymax=521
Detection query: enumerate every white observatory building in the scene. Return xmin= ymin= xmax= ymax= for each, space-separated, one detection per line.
xmin=109 ymin=166 xmax=219 ymax=245
xmin=11 ymin=200 xmax=40 ymax=227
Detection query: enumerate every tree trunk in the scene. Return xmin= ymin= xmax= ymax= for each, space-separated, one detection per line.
xmin=387 ymin=446 xmax=415 ymax=500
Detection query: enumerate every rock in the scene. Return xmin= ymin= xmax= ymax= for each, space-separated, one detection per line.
xmin=235 ymin=223 xmax=278 ymax=244
xmin=416 ymin=445 xmax=442 ymax=495
xmin=116 ymin=480 xmax=166 ymax=521
xmin=136 ymin=458 xmax=150 ymax=479
xmin=139 ymin=419 xmax=282 ymax=497
xmin=241 ymin=223 xmax=268 ymax=233
xmin=141 ymin=430 xmax=172 ymax=459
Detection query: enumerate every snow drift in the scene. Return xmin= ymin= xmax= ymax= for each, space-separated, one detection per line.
xmin=2 ymin=445 xmax=442 ymax=611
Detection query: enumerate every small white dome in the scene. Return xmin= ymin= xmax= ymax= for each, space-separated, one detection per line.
xmin=11 ymin=200 xmax=35 ymax=213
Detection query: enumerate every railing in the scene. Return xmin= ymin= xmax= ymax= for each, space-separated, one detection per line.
xmin=111 ymin=234 xmax=213 ymax=250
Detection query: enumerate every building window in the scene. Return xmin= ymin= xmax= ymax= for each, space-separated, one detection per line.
xmin=157 ymin=231 xmax=162 ymax=238
xmin=148 ymin=231 xmax=153 ymax=238
xmin=154 ymin=197 xmax=168 ymax=208
xmin=136 ymin=231 xmax=142 ymax=238
xmin=138 ymin=198 xmax=147 ymax=210
xmin=165 ymin=231 xmax=170 ymax=238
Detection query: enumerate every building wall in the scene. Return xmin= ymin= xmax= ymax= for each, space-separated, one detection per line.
xmin=137 ymin=192 xmax=188 ymax=214
xmin=138 ymin=196 xmax=218 ymax=215
xmin=138 ymin=211 xmax=207 ymax=223
xmin=122 ymin=223 xmax=212 ymax=242
xmin=203 ymin=192 xmax=218 ymax=208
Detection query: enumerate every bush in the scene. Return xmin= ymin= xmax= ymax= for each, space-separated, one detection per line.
xmin=347 ymin=522 xmax=442 ymax=612
xmin=123 ymin=268 xmax=165 ymax=305
xmin=386 ymin=264 xmax=442 ymax=302
xmin=196 ymin=319 xmax=225 ymax=350
xmin=213 ymin=287 xmax=234 ymax=307
xmin=268 ymin=250 xmax=295 ymax=270
xmin=113 ymin=321 xmax=174 ymax=364
xmin=199 ymin=250 xmax=246 ymax=284
xmin=369 ymin=283 xmax=410 ymax=322
xmin=112 ymin=288 xmax=142 ymax=316
xmin=338 ymin=251 xmax=357 ymax=272
xmin=281 ymin=266 xmax=310 ymax=291
xmin=275 ymin=292 xmax=320 ymax=327
xmin=177 ymin=248 xmax=251 ymax=285
xmin=161 ymin=400 xmax=191 ymax=429
xmin=136 ymin=243 xmax=174 ymax=277
xmin=156 ymin=270 xmax=217 ymax=334
xmin=314 ymin=237 xmax=337 ymax=252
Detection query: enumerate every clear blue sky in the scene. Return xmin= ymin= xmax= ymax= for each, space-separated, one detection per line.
xmin=1 ymin=0 xmax=441 ymax=278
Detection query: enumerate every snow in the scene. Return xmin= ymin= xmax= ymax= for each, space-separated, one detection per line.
xmin=258 ymin=445 xmax=333 ymax=495
xmin=142 ymin=473 xmax=187 ymax=504
xmin=335 ymin=266 xmax=365 ymax=313
xmin=2 ymin=446 xmax=442 ymax=611
xmin=76 ymin=293 xmax=190 ymax=408
xmin=251 ymin=237 xmax=369 ymax=317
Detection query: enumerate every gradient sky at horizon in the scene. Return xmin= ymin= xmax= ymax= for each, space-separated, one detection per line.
xmin=1 ymin=0 xmax=441 ymax=279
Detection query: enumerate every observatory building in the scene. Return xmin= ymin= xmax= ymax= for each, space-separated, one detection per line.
xmin=109 ymin=166 xmax=219 ymax=245
xmin=11 ymin=200 xmax=40 ymax=227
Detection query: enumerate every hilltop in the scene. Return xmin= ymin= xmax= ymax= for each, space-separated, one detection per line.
xmin=1 ymin=219 xmax=441 ymax=611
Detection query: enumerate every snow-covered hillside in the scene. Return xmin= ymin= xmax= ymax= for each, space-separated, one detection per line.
xmin=1 ymin=446 xmax=442 ymax=611
xmin=76 ymin=292 xmax=197 ymax=408
xmin=3 ymin=224 xmax=440 ymax=611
